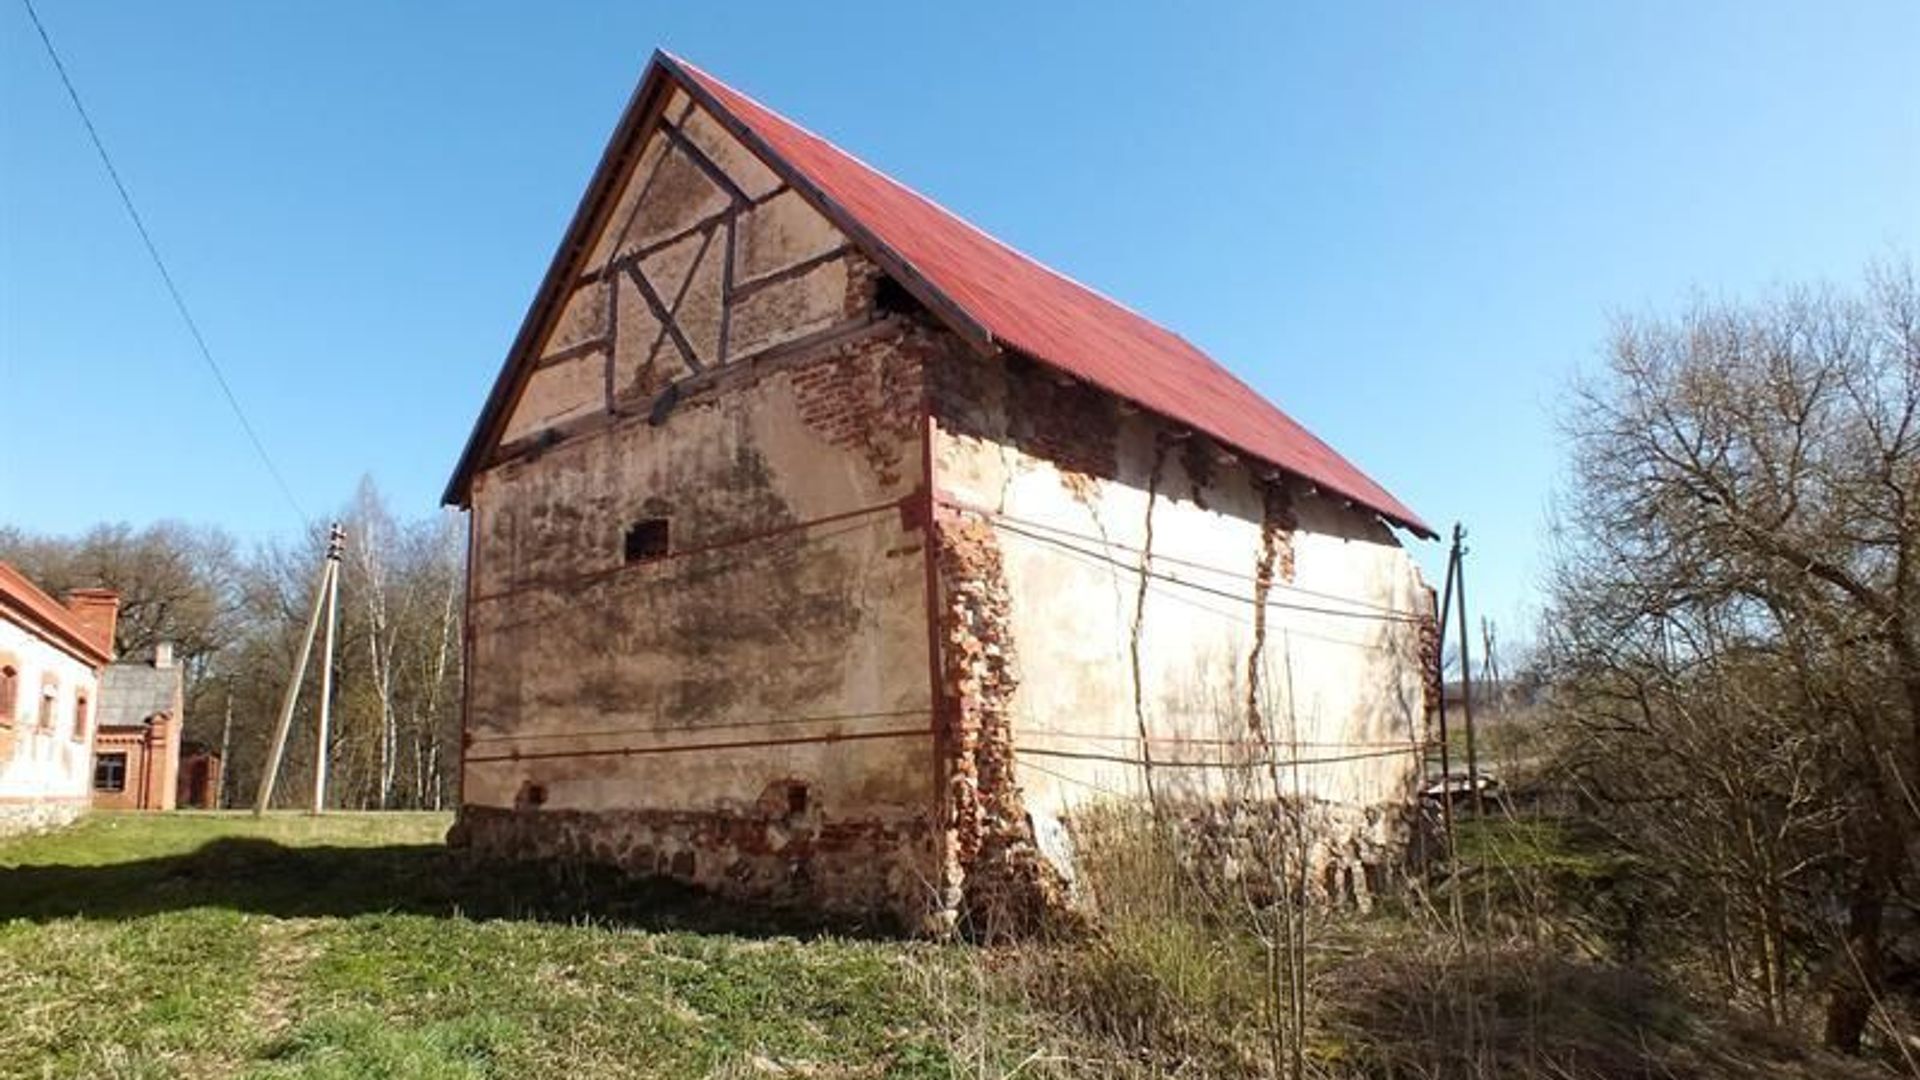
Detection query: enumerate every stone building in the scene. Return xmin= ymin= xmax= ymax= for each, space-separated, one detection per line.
xmin=0 ymin=563 xmax=116 ymax=836
xmin=444 ymin=52 xmax=1436 ymax=931
xmin=91 ymin=643 xmax=184 ymax=812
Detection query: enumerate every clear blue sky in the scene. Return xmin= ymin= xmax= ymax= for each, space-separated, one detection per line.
xmin=4 ymin=2 xmax=1916 ymax=644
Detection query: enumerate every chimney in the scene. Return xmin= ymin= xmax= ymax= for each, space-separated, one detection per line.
xmin=63 ymin=589 xmax=120 ymax=659
xmin=153 ymin=641 xmax=174 ymax=669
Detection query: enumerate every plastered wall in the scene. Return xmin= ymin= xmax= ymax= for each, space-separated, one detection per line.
xmin=458 ymin=88 xmax=951 ymax=924
xmin=930 ymin=353 xmax=1433 ymax=899
xmin=0 ymin=617 xmax=100 ymax=834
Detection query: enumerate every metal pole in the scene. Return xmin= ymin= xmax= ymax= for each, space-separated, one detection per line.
xmin=1453 ymin=523 xmax=1482 ymax=820
xmin=312 ymin=524 xmax=343 ymax=814
xmin=1434 ymin=539 xmax=1457 ymax=853
xmin=253 ymin=526 xmax=337 ymax=816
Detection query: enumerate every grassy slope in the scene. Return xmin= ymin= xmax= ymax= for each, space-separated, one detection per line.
xmin=0 ymin=813 xmax=1025 ymax=1080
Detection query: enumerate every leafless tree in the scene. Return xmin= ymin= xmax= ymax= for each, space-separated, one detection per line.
xmin=1545 ymin=261 xmax=1920 ymax=1051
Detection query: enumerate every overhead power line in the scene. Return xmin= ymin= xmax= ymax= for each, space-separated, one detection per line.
xmin=20 ymin=0 xmax=309 ymax=526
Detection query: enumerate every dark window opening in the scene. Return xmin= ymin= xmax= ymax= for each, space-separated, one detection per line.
xmin=874 ymin=274 xmax=921 ymax=316
xmin=786 ymin=781 xmax=810 ymax=816
xmin=0 ymin=664 xmax=16 ymax=724
xmin=94 ymin=752 xmax=127 ymax=793
xmin=624 ymin=518 xmax=671 ymax=563
xmin=73 ymin=696 xmax=89 ymax=741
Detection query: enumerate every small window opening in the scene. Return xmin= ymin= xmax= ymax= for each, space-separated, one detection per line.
xmin=624 ymin=518 xmax=671 ymax=563
xmin=94 ymin=752 xmax=127 ymax=792
xmin=874 ymin=274 xmax=921 ymax=316
xmin=786 ymin=782 xmax=810 ymax=816
xmin=73 ymin=695 xmax=89 ymax=741
xmin=0 ymin=664 xmax=16 ymax=724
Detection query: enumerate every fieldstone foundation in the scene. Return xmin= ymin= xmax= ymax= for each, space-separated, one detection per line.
xmin=450 ymin=803 xmax=944 ymax=931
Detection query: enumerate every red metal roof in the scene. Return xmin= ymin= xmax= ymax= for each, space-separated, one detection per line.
xmin=0 ymin=562 xmax=112 ymax=667
xmin=665 ymin=55 xmax=1431 ymax=538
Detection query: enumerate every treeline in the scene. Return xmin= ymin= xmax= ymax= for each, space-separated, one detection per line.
xmin=0 ymin=478 xmax=464 ymax=811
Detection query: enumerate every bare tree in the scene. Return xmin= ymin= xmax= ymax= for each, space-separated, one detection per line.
xmin=1546 ymin=261 xmax=1920 ymax=1051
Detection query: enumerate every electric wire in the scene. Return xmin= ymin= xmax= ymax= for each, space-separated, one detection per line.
xmin=20 ymin=0 xmax=309 ymax=527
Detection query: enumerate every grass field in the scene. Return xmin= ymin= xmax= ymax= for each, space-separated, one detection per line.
xmin=0 ymin=812 xmax=1034 ymax=1080
xmin=1 ymin=811 xmax=1883 ymax=1080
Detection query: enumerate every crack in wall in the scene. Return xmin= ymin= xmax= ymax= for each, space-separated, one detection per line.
xmin=1245 ymin=481 xmax=1297 ymax=741
xmin=1128 ymin=440 xmax=1171 ymax=808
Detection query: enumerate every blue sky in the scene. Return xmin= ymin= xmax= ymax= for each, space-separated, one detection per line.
xmin=4 ymin=2 xmax=1916 ymax=644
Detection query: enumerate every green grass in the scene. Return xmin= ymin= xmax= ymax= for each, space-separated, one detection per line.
xmin=0 ymin=812 xmax=1882 ymax=1080
xmin=0 ymin=812 xmax=1033 ymax=1080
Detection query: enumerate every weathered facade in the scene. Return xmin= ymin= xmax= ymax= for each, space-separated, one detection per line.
xmin=0 ymin=564 xmax=116 ymax=836
xmin=445 ymin=53 xmax=1435 ymax=932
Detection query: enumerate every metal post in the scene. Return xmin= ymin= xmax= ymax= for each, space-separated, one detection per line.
xmin=312 ymin=524 xmax=344 ymax=813
xmin=1453 ymin=524 xmax=1482 ymax=820
xmin=1434 ymin=539 xmax=1457 ymax=853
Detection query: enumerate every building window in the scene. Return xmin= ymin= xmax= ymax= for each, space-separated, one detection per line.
xmin=38 ymin=681 xmax=57 ymax=732
xmin=0 ymin=662 xmax=16 ymax=725
xmin=624 ymin=518 xmax=671 ymax=563
xmin=94 ymin=752 xmax=127 ymax=793
xmin=73 ymin=694 xmax=90 ymax=741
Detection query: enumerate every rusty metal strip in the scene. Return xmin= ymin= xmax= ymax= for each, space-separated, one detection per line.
xmin=468 ymin=496 xmax=908 ymax=606
xmin=468 ymin=706 xmax=932 ymax=745
xmin=466 ymin=725 xmax=933 ymax=765
xmin=1013 ymin=743 xmax=1420 ymax=770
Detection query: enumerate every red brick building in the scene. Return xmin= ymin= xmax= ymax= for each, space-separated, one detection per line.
xmin=91 ymin=643 xmax=184 ymax=812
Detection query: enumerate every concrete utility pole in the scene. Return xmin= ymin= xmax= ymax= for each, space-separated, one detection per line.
xmin=312 ymin=526 xmax=342 ymax=814
xmin=254 ymin=523 xmax=345 ymax=816
xmin=217 ymin=676 xmax=233 ymax=808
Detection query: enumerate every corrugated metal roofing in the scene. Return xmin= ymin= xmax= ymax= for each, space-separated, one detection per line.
xmin=664 ymin=54 xmax=1430 ymax=538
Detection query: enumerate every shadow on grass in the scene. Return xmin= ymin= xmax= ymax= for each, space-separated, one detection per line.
xmin=0 ymin=837 xmax=900 ymax=940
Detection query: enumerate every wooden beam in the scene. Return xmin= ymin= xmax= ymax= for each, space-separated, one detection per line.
xmin=728 ymin=245 xmax=853 ymax=303
xmin=624 ymin=262 xmax=703 ymax=374
xmin=659 ymin=120 xmax=753 ymax=206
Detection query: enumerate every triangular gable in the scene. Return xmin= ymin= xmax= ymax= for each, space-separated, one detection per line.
xmin=447 ymin=52 xmax=1429 ymax=540
xmin=480 ymin=76 xmax=866 ymax=452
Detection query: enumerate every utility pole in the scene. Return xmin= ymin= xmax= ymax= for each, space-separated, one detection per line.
xmin=312 ymin=525 xmax=342 ymax=815
xmin=254 ymin=523 xmax=345 ymax=816
xmin=217 ymin=676 xmax=234 ymax=809
xmin=1434 ymin=538 xmax=1457 ymax=856
xmin=1452 ymin=524 xmax=1483 ymax=820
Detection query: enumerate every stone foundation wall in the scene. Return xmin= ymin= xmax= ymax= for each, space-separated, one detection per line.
xmin=1068 ymin=794 xmax=1423 ymax=916
xmin=0 ymin=800 xmax=83 ymax=839
xmin=453 ymin=803 xmax=944 ymax=932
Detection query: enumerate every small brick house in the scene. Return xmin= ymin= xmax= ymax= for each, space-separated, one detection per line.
xmin=91 ymin=643 xmax=184 ymax=812
xmin=444 ymin=52 xmax=1436 ymax=932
